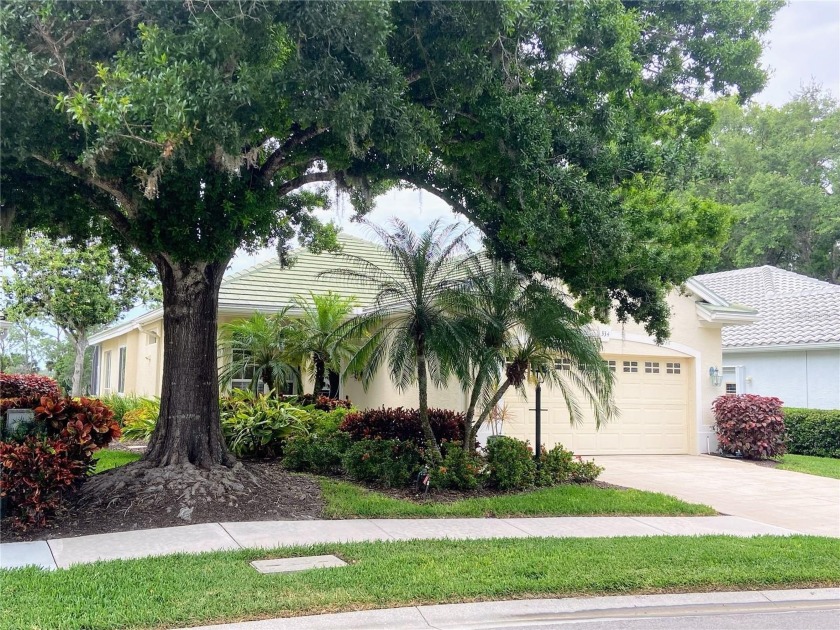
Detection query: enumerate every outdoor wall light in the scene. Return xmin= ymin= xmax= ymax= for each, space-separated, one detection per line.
xmin=709 ymin=366 xmax=723 ymax=387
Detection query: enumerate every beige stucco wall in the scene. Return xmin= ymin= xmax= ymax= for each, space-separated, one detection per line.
xmin=95 ymin=323 xmax=162 ymax=398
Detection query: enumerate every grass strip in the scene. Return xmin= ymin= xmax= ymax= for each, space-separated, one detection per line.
xmin=320 ymin=478 xmax=716 ymax=518
xmin=2 ymin=535 xmax=838 ymax=630
xmin=91 ymin=449 xmax=142 ymax=474
xmin=776 ymin=454 xmax=840 ymax=479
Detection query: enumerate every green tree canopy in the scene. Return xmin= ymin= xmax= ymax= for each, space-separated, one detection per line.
xmin=700 ymin=87 xmax=840 ymax=282
xmin=1 ymin=0 xmax=781 ymax=469
xmin=2 ymin=234 xmax=157 ymax=395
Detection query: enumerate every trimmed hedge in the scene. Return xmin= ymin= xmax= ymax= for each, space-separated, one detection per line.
xmin=339 ymin=407 xmax=464 ymax=445
xmin=784 ymin=408 xmax=840 ymax=459
xmin=713 ymin=394 xmax=786 ymax=460
xmin=1 ymin=373 xmax=61 ymax=400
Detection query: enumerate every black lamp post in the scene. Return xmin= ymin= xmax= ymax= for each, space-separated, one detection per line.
xmin=530 ymin=365 xmax=547 ymax=464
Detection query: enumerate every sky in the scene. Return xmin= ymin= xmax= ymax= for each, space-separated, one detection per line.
xmin=227 ymin=0 xmax=840 ymax=276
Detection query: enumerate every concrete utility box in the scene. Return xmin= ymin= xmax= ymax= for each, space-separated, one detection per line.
xmin=4 ymin=408 xmax=35 ymax=435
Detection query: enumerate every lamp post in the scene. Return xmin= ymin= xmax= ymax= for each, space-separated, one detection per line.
xmin=530 ymin=365 xmax=547 ymax=464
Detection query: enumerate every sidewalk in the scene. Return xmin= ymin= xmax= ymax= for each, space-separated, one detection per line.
xmin=1 ymin=515 xmax=797 ymax=571
xmin=187 ymin=588 xmax=840 ymax=629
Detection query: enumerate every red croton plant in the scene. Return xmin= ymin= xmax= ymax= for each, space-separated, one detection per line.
xmin=0 ymin=396 xmax=121 ymax=529
xmin=712 ymin=394 xmax=786 ymax=460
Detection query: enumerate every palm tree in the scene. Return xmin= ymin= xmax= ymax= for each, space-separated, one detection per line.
xmin=289 ymin=291 xmax=359 ymax=397
xmin=324 ymin=218 xmax=472 ymax=457
xmin=447 ymin=260 xmax=616 ymax=451
xmin=218 ymin=309 xmax=299 ymax=395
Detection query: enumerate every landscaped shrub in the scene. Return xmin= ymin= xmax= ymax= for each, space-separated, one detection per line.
xmin=0 ymin=435 xmax=90 ymax=529
xmin=283 ymin=432 xmax=350 ymax=475
xmin=100 ymin=393 xmax=144 ymax=426
xmin=342 ymin=439 xmax=423 ymax=487
xmin=429 ymin=442 xmax=483 ymax=490
xmin=485 ymin=436 xmax=535 ymax=491
xmin=537 ymin=444 xmax=575 ymax=486
xmin=289 ymin=394 xmax=353 ymax=411
xmin=121 ymin=398 xmax=161 ymax=441
xmin=569 ymin=457 xmax=603 ymax=483
xmin=221 ymin=393 xmax=309 ymax=458
xmin=0 ymin=373 xmax=61 ymax=400
xmin=713 ymin=394 xmax=786 ymax=460
xmin=305 ymin=407 xmax=354 ymax=436
xmin=34 ymin=396 xmax=121 ymax=458
xmin=339 ymin=407 xmax=464 ymax=446
xmin=784 ymin=408 xmax=840 ymax=458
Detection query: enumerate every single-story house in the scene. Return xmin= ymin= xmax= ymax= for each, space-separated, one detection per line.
xmin=89 ymin=234 xmax=758 ymax=455
xmin=694 ymin=265 xmax=840 ymax=410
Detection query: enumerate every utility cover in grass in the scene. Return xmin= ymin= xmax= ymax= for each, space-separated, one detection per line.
xmin=250 ymin=555 xmax=348 ymax=574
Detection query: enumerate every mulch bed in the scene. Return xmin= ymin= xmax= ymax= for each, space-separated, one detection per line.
xmin=2 ymin=460 xmax=324 ymax=543
xmin=706 ymin=452 xmax=781 ymax=469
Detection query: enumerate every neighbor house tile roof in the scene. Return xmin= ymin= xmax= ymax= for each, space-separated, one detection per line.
xmin=218 ymin=233 xmax=400 ymax=310
xmin=694 ymin=266 xmax=840 ymax=348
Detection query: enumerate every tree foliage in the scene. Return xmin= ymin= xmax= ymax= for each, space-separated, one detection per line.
xmin=700 ymin=87 xmax=840 ymax=282
xmin=0 ymin=0 xmax=781 ymax=467
xmin=2 ymin=235 xmax=157 ymax=394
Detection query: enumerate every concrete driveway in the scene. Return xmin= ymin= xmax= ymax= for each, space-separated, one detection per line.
xmin=592 ymin=455 xmax=840 ymax=537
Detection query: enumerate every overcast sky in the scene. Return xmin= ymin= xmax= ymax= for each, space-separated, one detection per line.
xmin=228 ymin=0 xmax=840 ymax=275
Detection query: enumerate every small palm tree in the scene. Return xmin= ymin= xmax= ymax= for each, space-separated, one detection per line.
xmin=447 ymin=260 xmax=616 ymax=451
xmin=324 ymin=218 xmax=472 ymax=457
xmin=289 ymin=291 xmax=359 ymax=397
xmin=218 ymin=309 xmax=299 ymax=395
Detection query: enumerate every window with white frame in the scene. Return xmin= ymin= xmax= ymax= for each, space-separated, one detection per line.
xmin=103 ymin=350 xmax=112 ymax=393
xmin=606 ymin=360 xmax=616 ymax=373
xmin=117 ymin=347 xmax=127 ymax=394
xmin=146 ymin=332 xmax=157 ymax=345
xmin=725 ymin=382 xmax=737 ymax=395
xmin=623 ymin=360 xmax=638 ymax=373
xmin=666 ymin=362 xmax=681 ymax=374
xmin=229 ymin=351 xmax=296 ymax=395
xmin=644 ymin=361 xmax=660 ymax=374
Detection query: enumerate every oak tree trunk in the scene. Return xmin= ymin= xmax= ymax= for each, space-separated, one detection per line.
xmin=70 ymin=331 xmax=88 ymax=397
xmin=144 ymin=259 xmax=236 ymax=468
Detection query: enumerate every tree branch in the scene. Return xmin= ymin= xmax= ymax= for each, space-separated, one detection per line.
xmin=259 ymin=126 xmax=328 ymax=183
xmin=276 ymin=171 xmax=334 ymax=196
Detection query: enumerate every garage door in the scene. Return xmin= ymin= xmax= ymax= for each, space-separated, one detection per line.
xmin=502 ymin=355 xmax=692 ymax=455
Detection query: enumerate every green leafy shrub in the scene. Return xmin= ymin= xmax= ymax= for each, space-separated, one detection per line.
xmin=0 ymin=435 xmax=90 ymax=529
xmin=485 ymin=436 xmax=535 ymax=491
xmin=430 ymin=442 xmax=483 ymax=490
xmin=283 ymin=432 xmax=350 ymax=475
xmin=305 ymin=407 xmax=354 ymax=436
xmin=537 ymin=444 xmax=575 ymax=486
xmin=99 ymin=393 xmax=143 ymax=425
xmin=570 ymin=457 xmax=603 ymax=483
xmin=343 ymin=439 xmax=423 ymax=487
xmin=784 ymin=408 xmax=840 ymax=458
xmin=221 ymin=393 xmax=309 ymax=458
xmin=1 ymin=373 xmax=61 ymax=399
xmin=339 ymin=407 xmax=464 ymax=445
xmin=121 ymin=397 xmax=160 ymax=441
xmin=713 ymin=394 xmax=786 ymax=459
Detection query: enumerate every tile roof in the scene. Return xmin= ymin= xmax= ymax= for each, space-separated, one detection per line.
xmin=693 ymin=266 xmax=840 ymax=348
xmin=219 ymin=233 xmax=399 ymax=310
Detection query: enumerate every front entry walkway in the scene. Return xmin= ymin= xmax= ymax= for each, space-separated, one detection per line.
xmin=593 ymin=455 xmax=840 ymax=537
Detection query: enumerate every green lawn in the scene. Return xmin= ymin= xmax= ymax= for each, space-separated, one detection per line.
xmin=777 ymin=454 xmax=840 ymax=479
xmin=91 ymin=449 xmax=142 ymax=474
xmin=320 ymin=479 xmax=716 ymax=517
xmin=3 ymin=535 xmax=837 ymax=629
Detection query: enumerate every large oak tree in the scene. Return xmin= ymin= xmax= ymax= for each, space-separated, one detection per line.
xmin=1 ymin=0 xmax=780 ymax=470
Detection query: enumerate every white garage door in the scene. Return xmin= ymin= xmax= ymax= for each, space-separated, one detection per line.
xmin=503 ymin=355 xmax=692 ymax=455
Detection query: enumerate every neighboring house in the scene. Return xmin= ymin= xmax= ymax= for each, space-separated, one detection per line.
xmin=695 ymin=266 xmax=840 ymax=410
xmin=89 ymin=234 xmax=757 ymax=455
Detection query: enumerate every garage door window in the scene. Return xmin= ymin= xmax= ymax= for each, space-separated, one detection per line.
xmin=644 ymin=361 xmax=660 ymax=374
xmin=554 ymin=358 xmax=571 ymax=371
xmin=606 ymin=360 xmax=616 ymax=373
xmin=666 ymin=362 xmax=681 ymax=374
xmin=622 ymin=361 xmax=638 ymax=373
